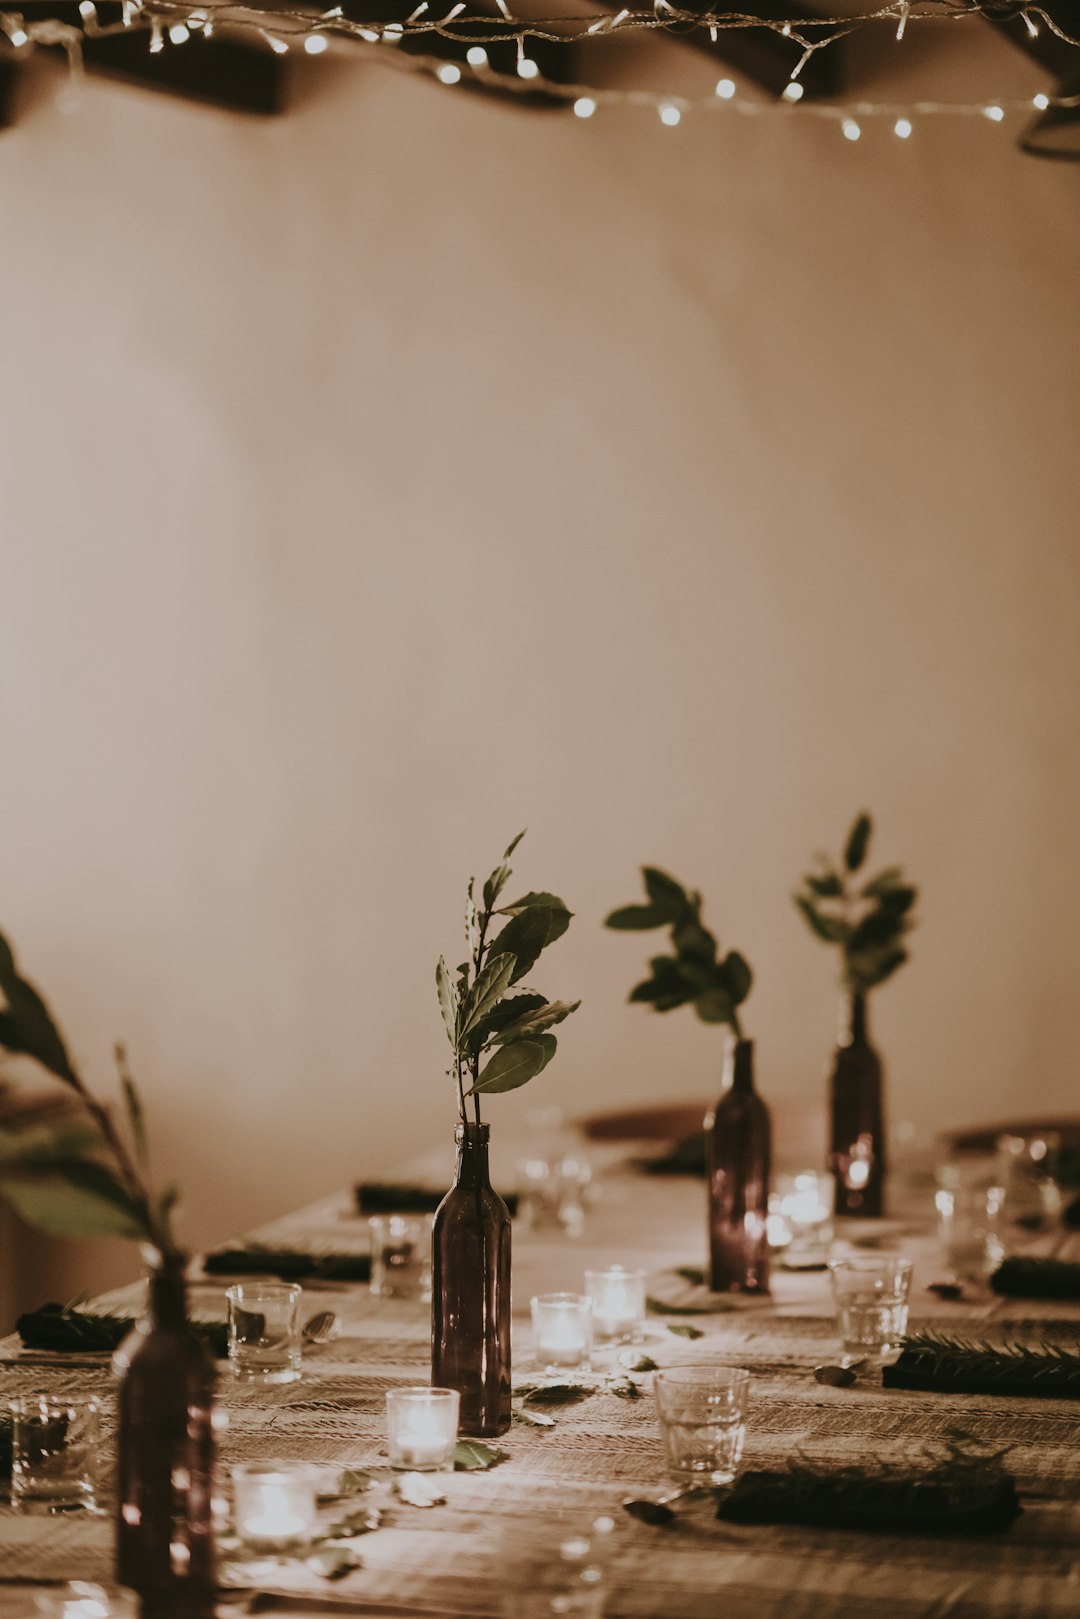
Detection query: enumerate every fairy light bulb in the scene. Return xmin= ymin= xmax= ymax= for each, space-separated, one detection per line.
xmin=149 ymin=16 xmax=164 ymax=51
xmin=659 ymin=103 xmax=681 ymax=126
xmin=8 ymin=23 xmax=28 ymax=45
xmin=1032 ymin=92 xmax=1049 ymax=110
xmin=842 ymin=117 xmax=861 ymax=141
xmin=304 ymin=33 xmax=328 ymax=53
xmin=983 ymin=104 xmax=1004 ymax=122
xmin=715 ymin=78 xmax=735 ymax=99
xmin=894 ymin=117 xmax=912 ymax=138
xmin=517 ymin=57 xmax=539 ymax=78
xmin=383 ymin=22 xmax=403 ymax=39
xmin=573 ymin=96 xmax=596 ymax=118
xmin=782 ymin=81 xmax=803 ymax=103
xmin=466 ymin=45 xmax=487 ymax=66
xmin=436 ymin=61 xmax=461 ymax=83
xmin=168 ymin=22 xmax=189 ymax=43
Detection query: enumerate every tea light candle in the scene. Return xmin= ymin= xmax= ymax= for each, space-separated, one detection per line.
xmin=386 ymin=1388 xmax=459 ymax=1473
xmin=531 ymin=1293 xmax=593 ymax=1370
xmin=768 ymin=1171 xmax=834 ymax=1265
xmin=584 ymin=1266 xmax=646 ymax=1345
xmin=232 ymin=1463 xmax=318 ymax=1551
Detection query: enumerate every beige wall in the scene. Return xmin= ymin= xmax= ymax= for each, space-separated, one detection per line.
xmin=0 ymin=30 xmax=1078 ymax=1308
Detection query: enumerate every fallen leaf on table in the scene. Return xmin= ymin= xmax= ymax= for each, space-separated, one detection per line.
xmin=454 ymin=1439 xmax=506 ymax=1470
xmin=667 ymin=1323 xmax=705 ymax=1341
xmin=814 ymin=1364 xmax=856 ymax=1388
xmin=512 ymin=1406 xmax=556 ymax=1427
xmin=306 ymin=1546 xmax=363 ymax=1580
xmin=619 ymin=1352 xmax=658 ymax=1372
xmin=647 ymin=1295 xmax=737 ymax=1316
xmin=519 ymin=1383 xmax=591 ymax=1406
xmin=623 ymin=1497 xmax=676 ymax=1525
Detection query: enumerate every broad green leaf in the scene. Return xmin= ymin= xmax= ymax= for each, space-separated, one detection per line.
xmin=533 ymin=1032 xmax=558 ymax=1073
xmin=483 ymin=862 xmax=511 ymax=911
xmin=459 ymin=953 xmax=515 ymax=1039
xmin=805 ymin=872 xmax=844 ymax=898
xmin=672 ymin=918 xmax=717 ymax=964
xmin=861 ymin=865 xmax=905 ymax=898
xmin=672 ymin=956 xmax=718 ymax=994
xmin=493 ymin=999 xmax=581 ymax=1044
xmin=486 ymin=904 xmax=570 ymax=985
xmin=497 ymin=891 xmax=569 ymax=916
xmin=847 ymin=910 xmax=902 ymax=956
xmin=471 ymin=993 xmax=546 ymax=1046
xmin=794 ymin=895 xmax=848 ymax=945
xmin=844 ymin=813 xmax=873 ymax=873
xmin=642 ymin=868 xmax=689 ymax=918
xmin=0 ymin=1169 xmax=146 ymax=1240
xmin=0 ymin=933 xmax=78 ymax=1083
xmin=666 ymin=1322 xmax=705 ymax=1340
xmin=694 ymin=988 xmax=735 ymax=1024
xmin=877 ymin=885 xmax=917 ymax=919
xmin=604 ymin=904 xmax=668 ymax=931
xmin=719 ymin=950 xmax=753 ymax=1004
xmin=453 ymin=1439 xmax=505 ymax=1470
xmin=468 ymin=1039 xmax=548 ymax=1096
xmin=436 ymin=957 xmax=458 ymax=1045
xmin=519 ymin=1383 xmax=590 ymax=1405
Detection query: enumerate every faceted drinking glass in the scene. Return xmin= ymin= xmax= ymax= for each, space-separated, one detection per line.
xmin=828 ymin=1254 xmax=912 ymax=1363
xmin=653 ymin=1366 xmax=750 ymax=1486
xmin=10 ymin=1395 xmax=100 ymax=1513
xmin=227 ymin=1282 xmax=302 ymax=1384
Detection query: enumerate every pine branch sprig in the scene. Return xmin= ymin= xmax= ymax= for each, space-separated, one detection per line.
xmin=883 ymin=1332 xmax=1080 ymax=1399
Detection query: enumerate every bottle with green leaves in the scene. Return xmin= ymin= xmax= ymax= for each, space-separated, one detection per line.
xmin=606 ymin=870 xmax=770 ymax=1294
xmin=433 ymin=832 xmax=580 ymax=1434
xmin=794 ymin=813 xmax=918 ymax=1218
xmin=0 ymin=934 xmax=215 ymax=1618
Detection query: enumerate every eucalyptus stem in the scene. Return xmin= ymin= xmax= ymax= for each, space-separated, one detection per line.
xmin=55 ymin=1059 xmax=164 ymax=1250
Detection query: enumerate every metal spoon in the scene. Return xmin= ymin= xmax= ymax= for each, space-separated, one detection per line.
xmin=302 ymin=1309 xmax=338 ymax=1345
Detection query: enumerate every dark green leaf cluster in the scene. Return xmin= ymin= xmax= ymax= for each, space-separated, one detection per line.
xmin=793 ymin=813 xmax=917 ymax=994
xmin=884 ymin=1331 xmax=1080 ymax=1399
xmin=605 ymin=868 xmax=753 ymax=1038
xmin=0 ymin=932 xmax=178 ymax=1254
xmin=436 ymin=832 xmax=580 ymax=1121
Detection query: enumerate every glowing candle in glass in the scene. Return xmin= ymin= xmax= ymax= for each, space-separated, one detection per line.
xmin=386 ymin=1388 xmax=459 ymax=1472
xmin=767 ymin=1171 xmax=834 ymax=1266
xmin=232 ymin=1462 xmax=318 ymax=1551
xmin=584 ymin=1267 xmax=646 ymax=1346
xmin=531 ymin=1293 xmax=592 ymax=1371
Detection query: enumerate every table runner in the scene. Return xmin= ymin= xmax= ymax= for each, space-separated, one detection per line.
xmin=2 ymin=1153 xmax=1079 ymax=1617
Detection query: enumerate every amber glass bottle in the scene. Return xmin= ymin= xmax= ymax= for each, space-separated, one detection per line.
xmin=706 ymin=1037 xmax=771 ymax=1293
xmin=115 ymin=1251 xmax=216 ymax=1618
xmin=431 ymin=1121 xmax=512 ymax=1437
xmin=828 ymin=990 xmax=885 ymax=1217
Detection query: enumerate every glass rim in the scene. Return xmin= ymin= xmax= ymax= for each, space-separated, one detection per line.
xmin=531 ymin=1292 xmax=592 ymax=1309
xmin=584 ymin=1266 xmax=646 ymax=1283
xmin=653 ymin=1365 xmax=751 ymax=1389
xmin=9 ymin=1393 xmax=101 ymax=1417
xmin=828 ymin=1253 xmax=912 ymax=1273
xmin=225 ymin=1281 xmax=302 ymax=1301
xmin=230 ymin=1459 xmax=321 ymax=1482
xmin=386 ymin=1385 xmax=459 ymax=1405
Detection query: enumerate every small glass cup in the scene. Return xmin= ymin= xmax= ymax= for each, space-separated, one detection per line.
xmin=385 ymin=1387 xmax=459 ymax=1472
xmin=232 ymin=1461 xmax=319 ymax=1550
xmin=368 ymin=1215 xmax=433 ymax=1300
xmin=10 ymin=1394 xmax=100 ymax=1513
xmin=767 ymin=1170 xmax=835 ymax=1268
xmin=531 ymin=1293 xmax=593 ymax=1372
xmin=226 ymin=1282 xmax=302 ymax=1384
xmin=829 ymin=1254 xmax=912 ymax=1363
xmin=584 ymin=1266 xmax=646 ymax=1346
xmin=653 ymin=1367 xmax=750 ymax=1487
xmin=935 ymin=1167 xmax=1006 ymax=1283
xmin=997 ymin=1131 xmax=1062 ymax=1231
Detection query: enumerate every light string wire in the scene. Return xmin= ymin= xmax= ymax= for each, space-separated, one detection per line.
xmin=2 ymin=0 xmax=1077 ymax=130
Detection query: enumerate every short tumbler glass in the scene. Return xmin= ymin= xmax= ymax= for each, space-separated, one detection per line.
xmin=10 ymin=1394 xmax=100 ymax=1513
xmin=653 ymin=1366 xmax=750 ymax=1486
xmin=935 ymin=1170 xmax=1006 ymax=1283
xmin=829 ymin=1254 xmax=912 ymax=1363
xmin=368 ymin=1215 xmax=433 ymax=1301
xmin=227 ymin=1282 xmax=302 ymax=1384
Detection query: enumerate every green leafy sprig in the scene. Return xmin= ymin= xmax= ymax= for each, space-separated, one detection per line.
xmin=0 ymin=931 xmax=179 ymax=1254
xmin=436 ymin=832 xmax=580 ymax=1128
xmin=793 ymin=813 xmax=917 ymax=994
xmin=605 ymin=869 xmax=753 ymax=1037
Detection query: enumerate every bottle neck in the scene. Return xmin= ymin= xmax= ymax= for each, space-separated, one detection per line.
xmin=148 ymin=1255 xmax=189 ymax=1331
xmin=723 ymin=1037 xmax=755 ymax=1093
xmin=839 ymin=990 xmax=869 ymax=1047
xmin=454 ymin=1122 xmax=493 ymax=1190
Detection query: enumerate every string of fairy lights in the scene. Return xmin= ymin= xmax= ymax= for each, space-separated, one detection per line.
xmin=2 ymin=1 xmax=1078 ymax=138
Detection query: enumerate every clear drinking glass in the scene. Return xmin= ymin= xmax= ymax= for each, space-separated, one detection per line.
xmin=226 ymin=1282 xmax=302 ymax=1384
xmin=829 ymin=1254 xmax=912 ymax=1363
xmin=531 ymin=1293 xmax=593 ymax=1372
xmin=368 ymin=1215 xmax=433 ymax=1300
xmin=935 ymin=1168 xmax=1006 ymax=1282
xmin=653 ymin=1366 xmax=749 ymax=1486
xmin=997 ymin=1131 xmax=1062 ymax=1231
xmin=10 ymin=1395 xmax=100 ymax=1513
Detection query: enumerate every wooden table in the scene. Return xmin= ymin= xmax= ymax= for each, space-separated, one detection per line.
xmin=2 ymin=1146 xmax=1079 ymax=1617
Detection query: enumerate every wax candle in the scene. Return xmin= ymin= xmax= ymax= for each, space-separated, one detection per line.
xmin=585 ymin=1267 xmax=645 ymax=1345
xmin=531 ymin=1293 xmax=592 ymax=1370
xmin=232 ymin=1463 xmax=318 ymax=1551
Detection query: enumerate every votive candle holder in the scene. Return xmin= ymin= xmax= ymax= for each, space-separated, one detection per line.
xmin=584 ymin=1267 xmax=646 ymax=1346
xmin=531 ymin=1293 xmax=593 ymax=1372
xmin=232 ymin=1461 xmax=319 ymax=1551
xmin=386 ymin=1387 xmax=459 ymax=1472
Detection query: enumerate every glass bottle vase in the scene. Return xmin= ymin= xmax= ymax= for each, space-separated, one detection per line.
xmin=114 ymin=1250 xmax=217 ymax=1619
xmin=705 ymin=1037 xmax=771 ymax=1293
xmin=431 ymin=1121 xmax=512 ymax=1437
xmin=828 ymin=990 xmax=886 ymax=1217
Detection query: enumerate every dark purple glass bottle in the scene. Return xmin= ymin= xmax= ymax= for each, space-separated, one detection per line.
xmin=828 ymin=990 xmax=885 ymax=1217
xmin=431 ymin=1122 xmax=511 ymax=1437
xmin=115 ymin=1251 xmax=216 ymax=1619
xmin=706 ymin=1037 xmax=771 ymax=1294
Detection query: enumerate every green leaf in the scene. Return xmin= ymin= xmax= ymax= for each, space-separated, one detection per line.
xmin=647 ymin=1295 xmax=738 ymax=1316
xmin=605 ymin=904 xmax=669 ymax=931
xmin=805 ymin=872 xmax=844 ymax=898
xmin=436 ymin=957 xmax=457 ymax=1046
xmin=486 ymin=904 xmax=570 ymax=985
xmin=719 ymin=950 xmax=753 ymax=1004
xmin=694 ymin=988 xmax=736 ymax=1025
xmin=0 ymin=933 xmax=78 ymax=1084
xmin=493 ymin=999 xmax=581 ymax=1044
xmin=458 ymin=952 xmax=515 ymax=1040
xmin=503 ymin=829 xmax=527 ymax=860
xmin=533 ymin=1033 xmax=558 ymax=1073
xmin=666 ymin=1323 xmax=705 ymax=1340
xmin=794 ymin=895 xmax=848 ymax=945
xmin=673 ymin=1266 xmax=706 ymax=1285
xmin=877 ymin=885 xmax=917 ymax=919
xmin=512 ymin=1405 xmax=556 ymax=1427
xmin=621 ymin=1355 xmax=658 ymax=1373
xmin=848 ymin=945 xmax=908 ymax=992
xmin=470 ymin=993 xmax=546 ymax=1046
xmin=306 ymin=1547 xmax=363 ymax=1580
xmin=844 ymin=813 xmax=873 ymax=873
xmin=606 ymin=1376 xmax=642 ymax=1399
xmin=642 ymin=868 xmax=689 ymax=918
xmin=520 ymin=1383 xmax=590 ymax=1406
xmin=847 ymin=910 xmax=902 ymax=956
xmin=672 ymin=918 xmax=717 ymax=964
xmin=0 ymin=1167 xmax=147 ymax=1240
xmin=453 ymin=1439 xmax=506 ymax=1470
xmin=482 ymin=862 xmax=512 ymax=911
xmin=623 ymin=1497 xmax=676 ymax=1525
xmin=468 ymin=1039 xmax=548 ymax=1096
xmin=497 ymin=891 xmax=569 ymax=916
xmin=861 ymin=866 xmax=905 ymax=898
